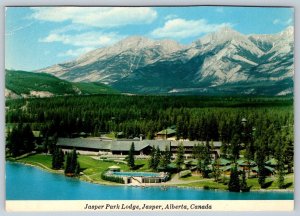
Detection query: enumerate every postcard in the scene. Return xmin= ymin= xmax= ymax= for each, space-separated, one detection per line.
xmin=4 ymin=6 xmax=294 ymax=211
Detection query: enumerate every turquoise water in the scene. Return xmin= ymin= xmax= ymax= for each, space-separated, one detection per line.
xmin=6 ymin=162 xmax=293 ymax=200
xmin=112 ymin=171 xmax=160 ymax=177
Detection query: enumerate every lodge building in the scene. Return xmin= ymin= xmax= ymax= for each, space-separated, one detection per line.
xmin=56 ymin=137 xmax=222 ymax=158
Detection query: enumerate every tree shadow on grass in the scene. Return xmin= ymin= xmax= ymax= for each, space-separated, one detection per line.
xmin=282 ymin=182 xmax=293 ymax=189
xmin=133 ymin=164 xmax=145 ymax=170
xmin=80 ymin=167 xmax=87 ymax=172
xmin=241 ymin=185 xmax=253 ymax=192
xmin=262 ymin=181 xmax=273 ymax=189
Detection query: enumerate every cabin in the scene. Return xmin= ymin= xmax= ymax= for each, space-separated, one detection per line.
xmin=156 ymin=128 xmax=176 ymax=140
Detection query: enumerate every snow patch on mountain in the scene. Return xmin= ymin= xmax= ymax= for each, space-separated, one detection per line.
xmin=276 ymin=88 xmax=293 ymax=96
xmin=232 ymin=55 xmax=258 ymax=66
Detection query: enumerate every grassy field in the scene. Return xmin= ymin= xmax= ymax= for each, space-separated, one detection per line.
xmin=177 ymin=179 xmax=229 ymax=190
xmin=16 ymin=154 xmax=53 ymax=170
xmin=11 ymin=154 xmax=294 ymax=190
xmin=176 ymin=174 xmax=294 ymax=190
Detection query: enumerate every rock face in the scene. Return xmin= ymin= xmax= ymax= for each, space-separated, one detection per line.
xmin=39 ymin=27 xmax=294 ymax=95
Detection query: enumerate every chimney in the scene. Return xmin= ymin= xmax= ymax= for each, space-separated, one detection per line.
xmin=140 ymin=134 xmax=143 ymax=141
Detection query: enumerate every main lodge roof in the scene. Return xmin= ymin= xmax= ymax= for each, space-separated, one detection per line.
xmin=57 ymin=138 xmax=222 ymax=152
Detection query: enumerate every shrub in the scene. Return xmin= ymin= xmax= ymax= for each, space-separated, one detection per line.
xmin=179 ymin=170 xmax=192 ymax=178
xmin=101 ymin=171 xmax=124 ymax=184
xmin=203 ymin=185 xmax=210 ymax=190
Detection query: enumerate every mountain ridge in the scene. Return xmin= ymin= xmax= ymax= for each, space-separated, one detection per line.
xmin=5 ymin=69 xmax=119 ymax=99
xmin=36 ymin=26 xmax=294 ymax=96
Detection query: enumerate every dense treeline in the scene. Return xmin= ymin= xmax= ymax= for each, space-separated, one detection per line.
xmin=6 ymin=95 xmax=293 ymax=142
xmin=6 ymin=123 xmax=35 ymax=157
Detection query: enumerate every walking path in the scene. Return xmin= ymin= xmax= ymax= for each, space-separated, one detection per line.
xmin=33 ymin=162 xmax=53 ymax=171
xmin=167 ymin=173 xmax=213 ymax=185
xmin=128 ymin=174 xmax=214 ymax=187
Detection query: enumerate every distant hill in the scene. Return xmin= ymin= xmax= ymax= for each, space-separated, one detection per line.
xmin=5 ymin=70 xmax=118 ymax=98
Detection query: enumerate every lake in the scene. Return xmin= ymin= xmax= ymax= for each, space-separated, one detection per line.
xmin=6 ymin=162 xmax=293 ymax=200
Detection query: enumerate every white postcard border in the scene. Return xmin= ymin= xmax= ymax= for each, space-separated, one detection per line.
xmin=5 ymin=200 xmax=294 ymax=212
xmin=1 ymin=0 xmax=299 ymax=215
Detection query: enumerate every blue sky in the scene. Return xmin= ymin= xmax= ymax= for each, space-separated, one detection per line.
xmin=5 ymin=6 xmax=294 ymax=71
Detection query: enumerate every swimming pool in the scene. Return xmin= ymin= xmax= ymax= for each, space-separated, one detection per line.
xmin=112 ymin=171 xmax=161 ymax=177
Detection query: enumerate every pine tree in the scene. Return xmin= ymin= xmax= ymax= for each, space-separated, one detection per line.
xmin=7 ymin=126 xmax=22 ymax=157
xmin=22 ymin=124 xmax=35 ymax=152
xmin=64 ymin=149 xmax=80 ymax=176
xmin=75 ymin=162 xmax=81 ymax=176
xmin=154 ymin=146 xmax=161 ymax=170
xmin=70 ymin=149 xmax=78 ymax=173
xmin=212 ymin=158 xmax=221 ymax=182
xmin=202 ymin=141 xmax=212 ymax=178
xmin=127 ymin=142 xmax=135 ymax=170
xmin=52 ymin=147 xmax=58 ymax=169
xmin=277 ymin=165 xmax=285 ymax=189
xmin=230 ymin=134 xmax=240 ymax=162
xmin=192 ymin=143 xmax=200 ymax=159
xmin=256 ymin=141 xmax=267 ymax=188
xmin=64 ymin=153 xmax=72 ymax=174
xmin=149 ymin=146 xmax=156 ymax=169
xmin=160 ymin=145 xmax=171 ymax=171
xmin=228 ymin=165 xmax=240 ymax=192
xmin=240 ymin=170 xmax=249 ymax=192
xmin=58 ymin=148 xmax=65 ymax=168
xmin=175 ymin=142 xmax=185 ymax=172
xmin=274 ymin=133 xmax=285 ymax=189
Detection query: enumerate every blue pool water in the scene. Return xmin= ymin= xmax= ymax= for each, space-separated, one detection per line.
xmin=112 ymin=171 xmax=161 ymax=177
xmin=6 ymin=162 xmax=293 ymax=200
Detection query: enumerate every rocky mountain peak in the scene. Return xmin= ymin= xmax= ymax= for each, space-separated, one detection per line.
xmin=37 ymin=27 xmax=294 ymax=96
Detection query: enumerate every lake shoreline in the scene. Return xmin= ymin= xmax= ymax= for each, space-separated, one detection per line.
xmin=6 ymin=160 xmax=294 ymax=193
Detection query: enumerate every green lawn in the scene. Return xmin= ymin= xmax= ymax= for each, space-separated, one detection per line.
xmin=175 ymin=173 xmax=294 ymax=191
xmin=16 ymin=154 xmax=53 ymax=169
xmin=177 ymin=179 xmax=229 ymax=190
xmin=179 ymin=175 xmax=202 ymax=181
xmin=78 ymin=156 xmax=129 ymax=182
xmin=134 ymin=159 xmax=151 ymax=172
xmin=79 ymin=157 xmax=152 ymax=182
xmin=246 ymin=173 xmax=294 ymax=190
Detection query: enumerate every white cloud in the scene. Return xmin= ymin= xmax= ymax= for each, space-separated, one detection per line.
xmin=40 ymin=31 xmax=125 ymax=47
xmin=51 ymin=24 xmax=90 ymax=34
xmin=30 ymin=7 xmax=157 ymax=28
xmin=273 ymin=18 xmax=293 ymax=26
xmin=164 ymin=14 xmax=178 ymax=20
xmin=58 ymin=47 xmax=95 ymax=57
xmin=151 ymin=18 xmax=232 ymax=39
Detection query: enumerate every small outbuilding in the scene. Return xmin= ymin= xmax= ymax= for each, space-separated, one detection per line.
xmin=156 ymin=128 xmax=176 ymax=140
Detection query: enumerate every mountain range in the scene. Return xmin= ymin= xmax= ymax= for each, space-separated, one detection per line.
xmin=8 ymin=26 xmax=295 ymax=97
